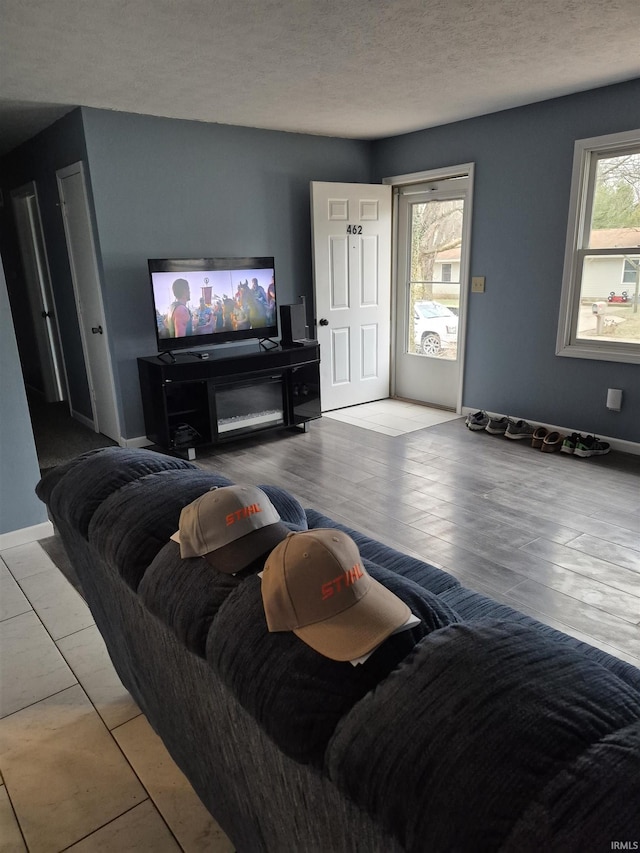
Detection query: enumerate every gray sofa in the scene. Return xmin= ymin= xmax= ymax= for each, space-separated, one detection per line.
xmin=37 ymin=447 xmax=640 ymax=853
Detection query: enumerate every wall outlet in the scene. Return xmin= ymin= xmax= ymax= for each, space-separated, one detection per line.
xmin=471 ymin=276 xmax=486 ymax=293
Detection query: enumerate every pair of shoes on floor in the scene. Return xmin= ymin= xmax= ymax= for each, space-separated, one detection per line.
xmin=542 ymin=432 xmax=565 ymax=452
xmin=484 ymin=415 xmax=534 ymax=440
xmin=484 ymin=414 xmax=508 ymax=434
xmin=465 ymin=410 xmax=490 ymax=430
xmin=561 ymin=433 xmax=611 ymax=457
xmin=505 ymin=419 xmax=535 ymax=440
xmin=531 ymin=427 xmax=564 ymax=452
xmin=532 ymin=426 xmax=548 ymax=448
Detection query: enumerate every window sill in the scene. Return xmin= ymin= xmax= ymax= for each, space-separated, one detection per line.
xmin=556 ymin=340 xmax=640 ymax=364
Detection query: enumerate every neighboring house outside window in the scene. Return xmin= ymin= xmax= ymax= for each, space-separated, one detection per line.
xmin=432 ymin=250 xmax=460 ymax=298
xmin=557 ymin=128 xmax=640 ymax=364
xmin=579 ymin=231 xmax=640 ymax=299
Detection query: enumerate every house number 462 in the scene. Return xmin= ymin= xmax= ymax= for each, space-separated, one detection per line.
xmin=346 ymin=224 xmax=363 ymax=234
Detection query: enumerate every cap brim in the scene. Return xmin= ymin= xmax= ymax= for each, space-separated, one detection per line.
xmin=293 ymin=578 xmax=411 ymax=661
xmin=202 ymin=521 xmax=291 ymax=574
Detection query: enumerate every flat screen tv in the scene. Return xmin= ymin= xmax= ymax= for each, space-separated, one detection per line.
xmin=148 ymin=257 xmax=278 ymax=352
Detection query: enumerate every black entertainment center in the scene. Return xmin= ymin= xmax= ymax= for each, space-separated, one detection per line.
xmin=137 ymin=341 xmax=321 ymax=457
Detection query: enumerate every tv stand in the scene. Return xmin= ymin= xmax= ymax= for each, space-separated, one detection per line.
xmin=138 ymin=342 xmax=321 ymax=454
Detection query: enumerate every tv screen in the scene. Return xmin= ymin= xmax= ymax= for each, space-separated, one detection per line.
xmin=148 ymin=257 xmax=278 ymax=352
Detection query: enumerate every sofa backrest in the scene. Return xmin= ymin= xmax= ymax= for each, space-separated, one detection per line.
xmin=37 ymin=447 xmax=198 ymax=537
xmin=206 ymin=564 xmax=461 ymax=767
xmin=89 ymin=469 xmax=234 ymax=589
xmin=326 ymin=620 xmax=640 ymax=852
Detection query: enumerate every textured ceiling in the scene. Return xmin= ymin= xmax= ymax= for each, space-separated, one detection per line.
xmin=1 ymin=0 xmax=640 ymax=156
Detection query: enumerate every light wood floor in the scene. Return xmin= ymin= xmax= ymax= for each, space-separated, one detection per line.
xmin=196 ymin=409 xmax=640 ymax=670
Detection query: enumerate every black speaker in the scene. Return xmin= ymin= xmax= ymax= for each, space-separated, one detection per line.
xmin=280 ymin=302 xmax=307 ymax=346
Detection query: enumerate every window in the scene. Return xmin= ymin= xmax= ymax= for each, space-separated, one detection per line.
xmin=623 ymin=258 xmax=639 ymax=285
xmin=557 ymin=129 xmax=640 ymax=364
xmin=441 ymin=263 xmax=452 ymax=283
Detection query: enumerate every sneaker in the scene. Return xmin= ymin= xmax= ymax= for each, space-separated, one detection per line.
xmin=485 ymin=415 xmax=509 ymax=435
xmin=573 ymin=435 xmax=611 ymax=458
xmin=541 ymin=431 xmax=564 ymax=452
xmin=560 ymin=433 xmax=581 ymax=455
xmin=505 ymin=419 xmax=535 ymax=440
xmin=466 ymin=410 xmax=489 ymax=431
xmin=531 ymin=426 xmax=549 ymax=448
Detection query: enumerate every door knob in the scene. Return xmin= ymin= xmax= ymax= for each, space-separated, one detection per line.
xmin=91 ymin=325 xmax=103 ymax=334
xmin=319 ymin=318 xmax=329 ymax=326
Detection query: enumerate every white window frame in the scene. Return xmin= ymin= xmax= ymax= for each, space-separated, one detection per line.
xmin=556 ymin=128 xmax=640 ymax=365
xmin=622 ymin=258 xmax=639 ymax=285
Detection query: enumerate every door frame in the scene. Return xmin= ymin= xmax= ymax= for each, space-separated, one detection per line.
xmin=383 ymin=164 xmax=474 ymax=414
xmin=11 ymin=181 xmax=69 ymax=404
xmin=56 ymin=161 xmax=121 ymax=440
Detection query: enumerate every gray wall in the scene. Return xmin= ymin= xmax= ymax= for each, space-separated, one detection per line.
xmin=0 ymin=109 xmax=93 ymax=420
xmin=372 ymin=78 xmax=640 ymax=443
xmin=80 ymin=108 xmax=373 ymax=438
xmin=0 ymin=257 xmax=48 ymax=535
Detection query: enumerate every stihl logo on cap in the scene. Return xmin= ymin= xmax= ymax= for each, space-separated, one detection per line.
xmin=321 ymin=563 xmax=363 ymax=600
xmin=225 ymin=503 xmax=263 ymax=526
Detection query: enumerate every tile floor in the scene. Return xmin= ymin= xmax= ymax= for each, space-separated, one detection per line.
xmin=0 ymin=542 xmax=234 ymax=853
xmin=323 ymin=398 xmax=461 ymax=436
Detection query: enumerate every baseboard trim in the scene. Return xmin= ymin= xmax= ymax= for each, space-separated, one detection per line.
xmin=461 ymin=408 xmax=640 ymax=456
xmin=0 ymin=521 xmax=55 ymax=550
xmin=70 ymin=408 xmax=95 ymax=431
xmin=608 ymin=436 xmax=640 ymax=456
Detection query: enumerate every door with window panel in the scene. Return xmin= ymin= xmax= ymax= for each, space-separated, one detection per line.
xmin=394 ymin=176 xmax=471 ymax=408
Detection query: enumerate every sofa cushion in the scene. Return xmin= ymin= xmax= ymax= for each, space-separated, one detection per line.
xmin=207 ymin=564 xmax=460 ymax=767
xmin=326 ymin=621 xmax=640 ymax=853
xmin=364 ymin=559 xmax=460 ymax=631
xmin=138 ymin=489 xmax=308 ymax=656
xmin=441 ymin=586 xmax=640 ymax=690
xmin=139 ymin=542 xmax=243 ymax=656
xmin=35 ymin=447 xmax=120 ymax=504
xmin=305 ymin=508 xmax=460 ymax=594
xmin=503 ymin=719 xmax=640 ymax=850
xmin=88 ymin=469 xmax=234 ymax=589
xmin=40 ymin=447 xmax=197 ymax=537
xmin=502 ymin=722 xmax=640 ymax=853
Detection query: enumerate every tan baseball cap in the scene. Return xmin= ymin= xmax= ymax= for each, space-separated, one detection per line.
xmin=261 ymin=528 xmax=411 ymax=661
xmin=171 ymin=485 xmax=290 ymax=573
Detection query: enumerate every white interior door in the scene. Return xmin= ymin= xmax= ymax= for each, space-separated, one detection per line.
xmin=57 ymin=162 xmax=121 ymax=441
xmin=393 ymin=170 xmax=473 ymax=410
xmin=12 ymin=183 xmax=67 ymax=403
xmin=311 ymin=181 xmax=392 ymax=411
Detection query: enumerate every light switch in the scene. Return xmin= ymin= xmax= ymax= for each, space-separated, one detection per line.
xmin=471 ymin=276 xmax=485 ymax=293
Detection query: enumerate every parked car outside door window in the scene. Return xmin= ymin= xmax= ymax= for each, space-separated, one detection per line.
xmin=413 ymin=300 xmax=459 ymax=356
